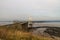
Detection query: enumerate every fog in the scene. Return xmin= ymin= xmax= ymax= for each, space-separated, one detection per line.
xmin=0 ymin=0 xmax=60 ymax=21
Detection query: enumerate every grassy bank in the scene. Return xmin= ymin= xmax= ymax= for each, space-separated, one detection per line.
xmin=0 ymin=26 xmax=54 ymax=40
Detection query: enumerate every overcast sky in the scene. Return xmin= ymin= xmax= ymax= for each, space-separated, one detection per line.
xmin=0 ymin=0 xmax=60 ymax=21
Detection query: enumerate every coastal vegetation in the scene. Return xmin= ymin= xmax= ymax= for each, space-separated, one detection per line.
xmin=0 ymin=26 xmax=54 ymax=40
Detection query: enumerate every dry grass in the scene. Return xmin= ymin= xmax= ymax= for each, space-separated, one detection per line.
xmin=0 ymin=27 xmax=54 ymax=40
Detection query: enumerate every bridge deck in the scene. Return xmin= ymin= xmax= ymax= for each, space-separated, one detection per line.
xmin=28 ymin=26 xmax=60 ymax=29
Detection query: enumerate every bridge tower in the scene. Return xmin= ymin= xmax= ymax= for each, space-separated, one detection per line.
xmin=28 ymin=16 xmax=33 ymax=32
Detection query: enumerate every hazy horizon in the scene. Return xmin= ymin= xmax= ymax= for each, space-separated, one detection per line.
xmin=0 ymin=0 xmax=60 ymax=21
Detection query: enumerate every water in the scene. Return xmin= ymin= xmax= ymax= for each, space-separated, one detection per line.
xmin=0 ymin=22 xmax=13 ymax=25
xmin=32 ymin=22 xmax=60 ymax=36
xmin=32 ymin=28 xmax=47 ymax=35
xmin=33 ymin=22 xmax=60 ymax=27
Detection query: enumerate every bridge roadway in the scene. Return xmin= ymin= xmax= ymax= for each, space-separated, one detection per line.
xmin=32 ymin=21 xmax=60 ymax=23
xmin=28 ymin=26 xmax=60 ymax=29
xmin=0 ymin=20 xmax=60 ymax=22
